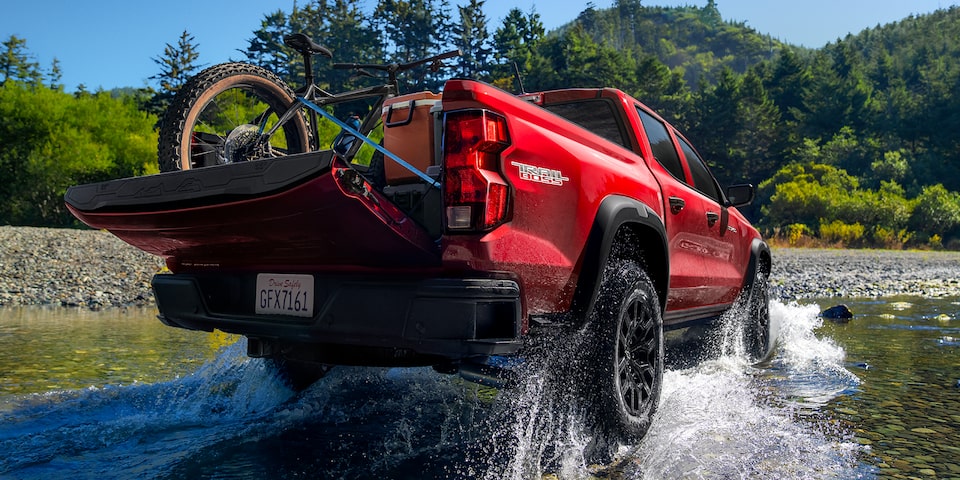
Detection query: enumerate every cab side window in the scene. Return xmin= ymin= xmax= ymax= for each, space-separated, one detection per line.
xmin=637 ymin=107 xmax=685 ymax=181
xmin=677 ymin=135 xmax=722 ymax=203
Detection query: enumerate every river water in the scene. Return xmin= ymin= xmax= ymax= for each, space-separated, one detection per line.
xmin=0 ymin=297 xmax=957 ymax=479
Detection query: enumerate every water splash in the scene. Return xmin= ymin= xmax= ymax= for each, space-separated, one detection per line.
xmin=767 ymin=301 xmax=861 ymax=409
xmin=477 ymin=300 xmax=866 ymax=479
xmin=0 ymin=341 xmax=294 ymax=478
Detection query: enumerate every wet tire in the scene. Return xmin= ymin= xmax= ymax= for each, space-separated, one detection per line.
xmin=271 ymin=358 xmax=332 ymax=392
xmin=585 ymin=261 xmax=664 ymax=442
xmin=745 ymin=256 xmax=772 ymax=361
xmin=157 ymin=62 xmax=309 ymax=171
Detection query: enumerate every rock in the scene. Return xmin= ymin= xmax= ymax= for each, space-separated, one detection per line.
xmin=820 ymin=304 xmax=853 ymax=322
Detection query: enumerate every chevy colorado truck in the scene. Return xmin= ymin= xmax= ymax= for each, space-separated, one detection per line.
xmin=65 ymin=78 xmax=771 ymax=442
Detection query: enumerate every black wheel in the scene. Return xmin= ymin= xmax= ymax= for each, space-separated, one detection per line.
xmin=585 ymin=261 xmax=664 ymax=442
xmin=270 ymin=358 xmax=332 ymax=391
xmin=745 ymin=256 xmax=772 ymax=361
xmin=157 ymin=62 xmax=309 ymax=171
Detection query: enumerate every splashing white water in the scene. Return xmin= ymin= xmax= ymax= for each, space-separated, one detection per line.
xmin=482 ymin=300 xmax=866 ymax=479
xmin=0 ymin=341 xmax=295 ymax=477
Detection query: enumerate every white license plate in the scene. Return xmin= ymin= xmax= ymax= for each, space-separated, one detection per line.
xmin=255 ymin=273 xmax=314 ymax=317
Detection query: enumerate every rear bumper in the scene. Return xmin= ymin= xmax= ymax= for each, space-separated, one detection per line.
xmin=153 ymin=273 xmax=522 ymax=364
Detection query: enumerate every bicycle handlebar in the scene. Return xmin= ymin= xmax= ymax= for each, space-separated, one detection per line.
xmin=333 ymin=49 xmax=462 ymax=74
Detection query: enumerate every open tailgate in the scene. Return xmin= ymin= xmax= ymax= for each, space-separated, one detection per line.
xmin=65 ymin=151 xmax=440 ymax=271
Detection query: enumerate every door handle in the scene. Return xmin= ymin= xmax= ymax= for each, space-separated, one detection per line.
xmin=706 ymin=211 xmax=720 ymax=227
xmin=669 ymin=197 xmax=685 ymax=214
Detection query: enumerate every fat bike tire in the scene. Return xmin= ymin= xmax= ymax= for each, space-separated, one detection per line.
xmin=157 ymin=62 xmax=309 ymax=171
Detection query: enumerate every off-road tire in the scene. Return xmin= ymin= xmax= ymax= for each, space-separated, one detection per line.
xmin=584 ymin=260 xmax=664 ymax=442
xmin=270 ymin=358 xmax=332 ymax=392
xmin=745 ymin=255 xmax=772 ymax=361
xmin=157 ymin=62 xmax=309 ymax=171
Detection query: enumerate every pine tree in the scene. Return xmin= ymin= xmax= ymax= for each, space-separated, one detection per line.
xmin=146 ymin=30 xmax=204 ymax=118
xmin=453 ymin=0 xmax=493 ymax=79
xmin=0 ymin=35 xmax=42 ymax=86
xmin=150 ymin=30 xmax=203 ymax=95
xmin=374 ymin=0 xmax=452 ymax=90
xmin=47 ymin=58 xmax=63 ymax=91
xmin=323 ymin=0 xmax=384 ymax=90
xmin=244 ymin=10 xmax=296 ymax=81
xmin=491 ymin=8 xmax=545 ymax=85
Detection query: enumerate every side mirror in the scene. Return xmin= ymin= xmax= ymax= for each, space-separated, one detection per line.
xmin=726 ymin=184 xmax=755 ymax=208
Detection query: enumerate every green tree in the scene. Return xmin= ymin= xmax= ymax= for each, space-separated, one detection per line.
xmin=631 ymin=56 xmax=692 ymax=126
xmin=374 ymin=0 xmax=452 ymax=90
xmin=47 ymin=58 xmax=63 ymax=91
xmin=689 ymin=67 xmax=741 ymax=183
xmin=491 ymin=7 xmax=545 ymax=86
xmin=150 ymin=30 xmax=203 ymax=95
xmin=0 ymin=35 xmax=42 ymax=86
xmin=727 ymin=68 xmax=780 ymax=185
xmin=317 ymin=0 xmax=384 ymax=91
xmin=759 ymin=162 xmax=861 ymax=231
xmin=244 ymin=10 xmax=296 ymax=80
xmin=453 ymin=0 xmax=493 ymax=79
xmin=0 ymin=84 xmax=158 ymax=226
xmin=549 ymin=24 xmax=635 ymax=89
xmin=910 ymin=184 xmax=960 ymax=239
xmin=762 ymin=48 xmax=811 ymax=155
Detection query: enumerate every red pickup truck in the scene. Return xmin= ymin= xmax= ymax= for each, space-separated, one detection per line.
xmin=65 ymin=78 xmax=771 ymax=443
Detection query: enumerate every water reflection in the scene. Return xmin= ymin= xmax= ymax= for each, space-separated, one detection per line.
xmin=0 ymin=307 xmax=222 ymax=395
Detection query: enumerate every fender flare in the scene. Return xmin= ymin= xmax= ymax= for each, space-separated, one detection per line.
xmin=742 ymin=237 xmax=772 ymax=292
xmin=570 ymin=195 xmax=669 ymax=322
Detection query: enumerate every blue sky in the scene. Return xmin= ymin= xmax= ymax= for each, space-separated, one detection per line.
xmin=2 ymin=0 xmax=956 ymax=92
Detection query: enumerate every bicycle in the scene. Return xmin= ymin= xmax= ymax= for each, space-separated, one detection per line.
xmin=156 ymin=32 xmax=461 ymax=184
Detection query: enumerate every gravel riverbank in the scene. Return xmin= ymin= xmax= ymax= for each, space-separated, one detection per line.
xmin=0 ymin=226 xmax=164 ymax=309
xmin=770 ymin=247 xmax=960 ymax=300
xmin=2 ymin=226 xmax=960 ymax=308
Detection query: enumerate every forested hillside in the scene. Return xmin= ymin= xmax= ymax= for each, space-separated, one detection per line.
xmin=1 ymin=0 xmax=959 ymax=248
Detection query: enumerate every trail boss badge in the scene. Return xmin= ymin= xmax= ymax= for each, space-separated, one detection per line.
xmin=511 ymin=161 xmax=570 ymax=186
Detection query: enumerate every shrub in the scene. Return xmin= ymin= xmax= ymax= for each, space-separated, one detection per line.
xmin=928 ymin=234 xmax=943 ymax=250
xmin=785 ymin=223 xmax=812 ymax=246
xmin=819 ymin=220 xmax=865 ymax=246
xmin=871 ymin=225 xmax=912 ymax=249
xmin=909 ymin=184 xmax=960 ymax=239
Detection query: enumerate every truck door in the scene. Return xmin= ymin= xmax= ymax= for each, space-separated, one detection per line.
xmin=635 ymin=107 xmax=713 ymax=311
xmin=674 ymin=133 xmax=745 ymax=305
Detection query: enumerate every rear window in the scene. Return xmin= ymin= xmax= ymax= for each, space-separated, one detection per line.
xmin=544 ymin=100 xmax=629 ymax=149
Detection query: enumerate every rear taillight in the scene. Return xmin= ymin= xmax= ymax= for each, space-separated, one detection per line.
xmin=443 ymin=110 xmax=511 ymax=231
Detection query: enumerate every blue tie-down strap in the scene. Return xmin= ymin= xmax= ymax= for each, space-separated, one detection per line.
xmin=299 ymin=97 xmax=440 ymax=189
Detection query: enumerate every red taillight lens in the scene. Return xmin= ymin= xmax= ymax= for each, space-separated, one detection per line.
xmin=443 ymin=110 xmax=511 ymax=231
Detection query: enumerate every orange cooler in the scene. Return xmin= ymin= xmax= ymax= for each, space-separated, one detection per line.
xmin=382 ymin=91 xmax=442 ymax=184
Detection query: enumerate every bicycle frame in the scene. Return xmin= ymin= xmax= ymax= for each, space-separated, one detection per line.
xmin=263 ymin=82 xmax=396 ymax=154
xmin=256 ymin=38 xmax=460 ymax=188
